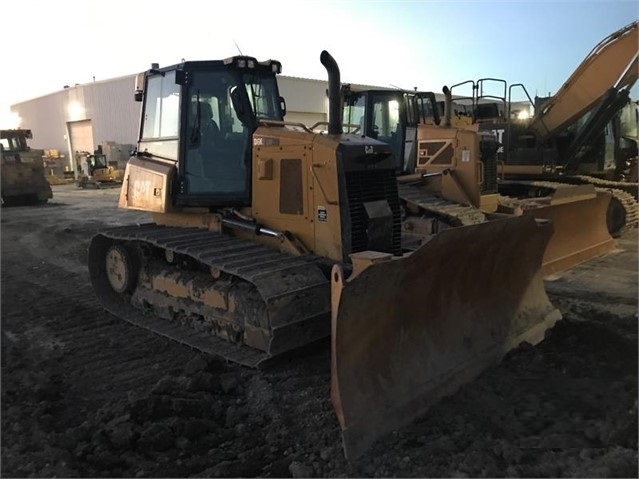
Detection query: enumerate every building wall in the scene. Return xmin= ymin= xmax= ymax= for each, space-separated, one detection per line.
xmin=12 ymin=92 xmax=69 ymax=153
xmin=10 ymin=72 xmax=391 ymax=163
xmin=279 ymin=76 xmax=329 ymax=118
xmin=11 ymin=75 xmax=141 ymax=166
xmin=80 ymin=75 xmax=141 ymax=146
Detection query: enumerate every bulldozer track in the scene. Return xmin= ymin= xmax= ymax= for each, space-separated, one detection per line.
xmin=398 ymin=184 xmax=486 ymax=226
xmin=499 ymin=178 xmax=639 ymax=235
xmin=90 ymin=224 xmax=332 ymax=368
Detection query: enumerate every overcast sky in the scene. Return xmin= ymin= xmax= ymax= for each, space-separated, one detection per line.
xmin=1 ymin=0 xmax=636 ymax=128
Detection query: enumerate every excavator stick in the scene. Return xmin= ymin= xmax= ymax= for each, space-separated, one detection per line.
xmin=330 ymin=215 xmax=561 ymax=460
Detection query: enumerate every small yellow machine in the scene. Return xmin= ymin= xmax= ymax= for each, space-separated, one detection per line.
xmin=76 ymin=151 xmax=124 ymax=188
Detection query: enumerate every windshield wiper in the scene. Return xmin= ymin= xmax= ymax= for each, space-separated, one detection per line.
xmin=189 ymin=89 xmax=201 ymax=147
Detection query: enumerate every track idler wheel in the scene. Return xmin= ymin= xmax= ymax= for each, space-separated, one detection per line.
xmin=105 ymin=244 xmax=137 ymax=293
xmin=88 ymin=235 xmax=139 ymax=310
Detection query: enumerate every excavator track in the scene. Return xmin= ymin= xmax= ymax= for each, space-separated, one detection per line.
xmin=499 ymin=178 xmax=639 ymax=236
xmin=88 ymin=223 xmax=331 ymax=368
xmin=571 ymin=174 xmax=639 ymax=199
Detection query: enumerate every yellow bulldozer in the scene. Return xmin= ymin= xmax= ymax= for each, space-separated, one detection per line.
xmin=341 ymin=85 xmax=616 ymax=278
xmin=1 ymin=129 xmax=53 ymax=206
xmin=88 ymin=51 xmax=561 ymax=459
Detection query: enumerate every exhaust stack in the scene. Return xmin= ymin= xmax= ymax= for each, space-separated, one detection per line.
xmin=442 ymin=86 xmax=452 ymax=127
xmin=320 ymin=50 xmax=343 ymax=135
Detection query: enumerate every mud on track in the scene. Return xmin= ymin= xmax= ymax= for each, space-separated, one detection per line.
xmin=1 ymin=184 xmax=637 ymax=478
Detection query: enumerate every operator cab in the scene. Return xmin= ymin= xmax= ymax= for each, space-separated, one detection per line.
xmin=342 ymin=87 xmax=439 ymax=172
xmin=135 ymin=57 xmax=284 ymax=207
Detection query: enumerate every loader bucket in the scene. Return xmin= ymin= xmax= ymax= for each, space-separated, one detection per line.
xmin=330 ymin=215 xmax=561 ymax=460
xmin=530 ymin=190 xmax=615 ymax=278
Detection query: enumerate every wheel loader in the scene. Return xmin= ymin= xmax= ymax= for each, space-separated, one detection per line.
xmin=1 ymin=129 xmax=53 ymax=206
xmin=342 ymin=85 xmax=616 ymax=278
xmin=88 ymin=51 xmax=560 ymax=459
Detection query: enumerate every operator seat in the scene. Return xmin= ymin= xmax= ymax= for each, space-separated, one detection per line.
xmin=190 ymin=100 xmax=222 ymax=151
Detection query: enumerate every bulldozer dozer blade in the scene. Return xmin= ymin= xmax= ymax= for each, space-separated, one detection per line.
xmin=531 ymin=191 xmax=616 ymax=278
xmin=330 ymin=215 xmax=561 ymax=460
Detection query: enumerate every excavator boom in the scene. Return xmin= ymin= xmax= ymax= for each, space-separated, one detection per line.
xmin=529 ymin=20 xmax=638 ymax=139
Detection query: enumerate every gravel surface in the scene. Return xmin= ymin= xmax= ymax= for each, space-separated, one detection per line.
xmin=2 ymin=184 xmax=637 ymax=478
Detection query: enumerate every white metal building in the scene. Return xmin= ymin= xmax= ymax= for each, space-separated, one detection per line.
xmin=11 ymin=75 xmax=140 ymax=168
xmin=10 ymin=72 xmax=394 ymax=174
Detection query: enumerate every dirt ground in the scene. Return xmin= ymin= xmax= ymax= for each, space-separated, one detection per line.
xmin=2 ymin=184 xmax=637 ymax=478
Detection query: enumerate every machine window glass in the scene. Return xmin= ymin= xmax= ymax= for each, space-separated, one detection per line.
xmin=343 ymin=94 xmax=366 ymax=134
xmin=183 ymin=70 xmax=251 ymax=196
xmin=372 ymin=97 xmax=400 ymax=141
xmin=243 ymin=74 xmax=282 ymax=121
xmin=140 ymin=71 xmax=180 ymax=159
xmin=416 ymin=95 xmax=437 ymax=122
xmin=143 ymin=71 xmax=180 ymax=139
xmin=1 ymin=136 xmax=23 ymax=151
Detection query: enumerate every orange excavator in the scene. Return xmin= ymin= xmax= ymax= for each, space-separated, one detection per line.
xmin=88 ymin=51 xmax=560 ymax=459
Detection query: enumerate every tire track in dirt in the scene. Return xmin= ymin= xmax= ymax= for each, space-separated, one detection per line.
xmin=1 ymin=251 xmax=199 ymax=414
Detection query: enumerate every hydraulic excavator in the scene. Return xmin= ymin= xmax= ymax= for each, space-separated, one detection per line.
xmin=342 ymin=85 xmax=615 ymax=277
xmin=449 ymin=20 xmax=639 ymax=237
xmin=88 ymin=51 xmax=560 ymax=459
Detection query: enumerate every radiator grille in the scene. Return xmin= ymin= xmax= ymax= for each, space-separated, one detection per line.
xmin=480 ymin=140 xmax=499 ymax=194
xmin=344 ymin=169 xmax=402 ymax=256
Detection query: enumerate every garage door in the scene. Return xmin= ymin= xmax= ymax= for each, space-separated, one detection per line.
xmin=68 ymin=120 xmax=94 ymax=177
xmin=68 ymin=119 xmax=94 ymax=156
